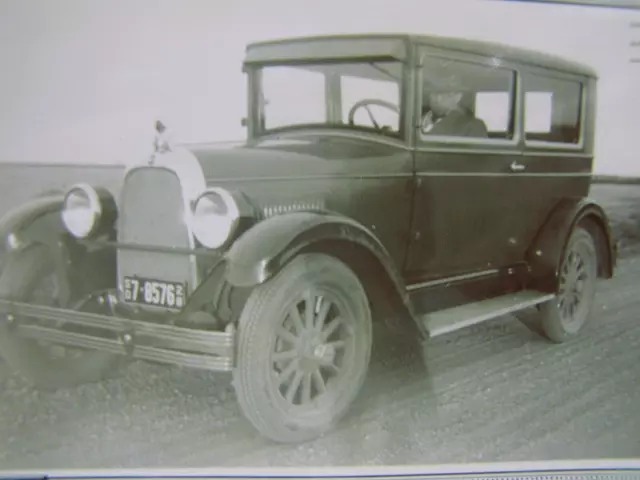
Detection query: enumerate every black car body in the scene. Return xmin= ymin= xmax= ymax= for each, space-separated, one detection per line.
xmin=0 ymin=34 xmax=617 ymax=443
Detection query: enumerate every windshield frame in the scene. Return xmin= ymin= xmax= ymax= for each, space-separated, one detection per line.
xmin=245 ymin=57 xmax=411 ymax=144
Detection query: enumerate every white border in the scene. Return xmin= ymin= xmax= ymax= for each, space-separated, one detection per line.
xmin=8 ymin=459 xmax=640 ymax=479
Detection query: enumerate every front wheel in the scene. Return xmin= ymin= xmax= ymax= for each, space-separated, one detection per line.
xmin=232 ymin=253 xmax=373 ymax=443
xmin=538 ymin=226 xmax=598 ymax=343
xmin=0 ymin=243 xmax=122 ymax=390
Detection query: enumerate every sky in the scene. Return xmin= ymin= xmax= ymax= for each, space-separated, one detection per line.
xmin=0 ymin=0 xmax=639 ymax=174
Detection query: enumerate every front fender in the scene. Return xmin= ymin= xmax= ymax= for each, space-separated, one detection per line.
xmin=0 ymin=192 xmax=117 ymax=303
xmin=224 ymin=211 xmax=419 ymax=331
xmin=527 ymin=196 xmax=617 ymax=292
xmin=0 ymin=193 xmax=70 ymax=302
xmin=225 ymin=211 xmax=399 ymax=286
xmin=0 ymin=193 xmax=66 ymax=248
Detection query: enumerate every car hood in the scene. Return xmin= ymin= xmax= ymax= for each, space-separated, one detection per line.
xmin=184 ymin=134 xmax=403 ymax=181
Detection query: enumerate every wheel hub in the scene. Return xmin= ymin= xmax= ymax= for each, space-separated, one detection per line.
xmin=297 ymin=334 xmax=336 ymax=371
xmin=313 ymin=343 xmax=335 ymax=362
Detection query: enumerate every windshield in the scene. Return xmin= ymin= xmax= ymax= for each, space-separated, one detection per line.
xmin=256 ymin=60 xmax=404 ymax=139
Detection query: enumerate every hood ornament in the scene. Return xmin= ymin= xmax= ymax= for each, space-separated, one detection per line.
xmin=149 ymin=119 xmax=171 ymax=164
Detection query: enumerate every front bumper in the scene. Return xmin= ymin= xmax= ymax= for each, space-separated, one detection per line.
xmin=0 ymin=298 xmax=235 ymax=372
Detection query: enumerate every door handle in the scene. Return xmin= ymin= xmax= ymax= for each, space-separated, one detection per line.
xmin=510 ymin=160 xmax=526 ymax=172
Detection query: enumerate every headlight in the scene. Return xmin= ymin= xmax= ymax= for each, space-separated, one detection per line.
xmin=61 ymin=184 xmax=116 ymax=239
xmin=191 ymin=188 xmax=240 ymax=249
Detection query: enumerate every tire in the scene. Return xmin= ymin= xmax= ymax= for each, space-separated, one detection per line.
xmin=538 ymin=226 xmax=598 ymax=343
xmin=0 ymin=243 xmax=122 ymax=391
xmin=232 ymin=253 xmax=373 ymax=443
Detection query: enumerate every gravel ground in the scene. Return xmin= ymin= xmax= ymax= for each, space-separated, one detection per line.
xmin=0 ymin=167 xmax=638 ymax=469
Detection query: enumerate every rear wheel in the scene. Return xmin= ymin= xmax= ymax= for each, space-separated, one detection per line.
xmin=538 ymin=226 xmax=598 ymax=343
xmin=0 ymin=243 xmax=122 ymax=390
xmin=233 ymin=253 xmax=373 ymax=443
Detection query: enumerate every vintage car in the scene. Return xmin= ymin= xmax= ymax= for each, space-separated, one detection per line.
xmin=0 ymin=33 xmax=617 ymax=443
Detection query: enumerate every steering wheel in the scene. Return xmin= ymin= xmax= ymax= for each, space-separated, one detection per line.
xmin=347 ymin=99 xmax=400 ymax=131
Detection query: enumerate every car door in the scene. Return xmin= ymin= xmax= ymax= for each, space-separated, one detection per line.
xmin=403 ymin=47 xmax=524 ymax=282
xmin=510 ymin=67 xmax=593 ymax=252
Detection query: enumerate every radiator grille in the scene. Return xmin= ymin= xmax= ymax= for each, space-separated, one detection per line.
xmin=116 ymin=167 xmax=196 ymax=305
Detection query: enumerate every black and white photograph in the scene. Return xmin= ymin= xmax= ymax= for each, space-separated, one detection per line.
xmin=0 ymin=0 xmax=640 ymax=474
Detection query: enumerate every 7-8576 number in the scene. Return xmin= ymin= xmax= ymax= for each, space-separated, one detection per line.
xmin=123 ymin=277 xmax=185 ymax=308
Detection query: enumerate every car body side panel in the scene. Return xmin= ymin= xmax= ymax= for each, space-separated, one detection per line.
xmin=407 ymin=148 xmax=525 ymax=281
xmin=505 ymin=153 xmax=592 ymax=261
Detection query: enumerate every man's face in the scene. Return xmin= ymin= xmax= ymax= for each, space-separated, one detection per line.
xmin=428 ymin=91 xmax=463 ymax=116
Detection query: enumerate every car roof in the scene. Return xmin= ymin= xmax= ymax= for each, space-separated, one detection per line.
xmin=244 ymin=33 xmax=597 ymax=79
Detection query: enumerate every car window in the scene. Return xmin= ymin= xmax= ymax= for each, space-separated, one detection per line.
xmin=261 ymin=66 xmax=326 ymax=130
xmin=418 ymin=54 xmax=515 ymax=142
xmin=475 ymin=92 xmax=511 ymax=135
xmin=258 ymin=61 xmax=404 ymax=139
xmin=523 ymin=73 xmax=583 ymax=144
xmin=341 ymin=75 xmax=400 ymax=132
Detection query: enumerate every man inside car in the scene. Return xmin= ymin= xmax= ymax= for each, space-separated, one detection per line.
xmin=420 ymin=91 xmax=489 ymax=138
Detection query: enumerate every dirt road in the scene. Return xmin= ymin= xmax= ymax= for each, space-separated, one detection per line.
xmin=0 ymin=168 xmax=638 ymax=469
xmin=1 ymin=256 xmax=639 ymax=469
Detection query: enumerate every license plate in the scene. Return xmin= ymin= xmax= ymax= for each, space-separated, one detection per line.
xmin=123 ymin=276 xmax=186 ymax=309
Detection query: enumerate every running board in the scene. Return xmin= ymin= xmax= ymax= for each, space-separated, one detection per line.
xmin=421 ymin=290 xmax=555 ymax=338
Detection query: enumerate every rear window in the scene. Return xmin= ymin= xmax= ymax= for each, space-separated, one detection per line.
xmin=523 ymin=73 xmax=583 ymax=145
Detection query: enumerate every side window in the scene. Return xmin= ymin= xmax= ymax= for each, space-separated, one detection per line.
xmin=475 ymin=92 xmax=511 ymax=136
xmin=419 ymin=55 xmax=515 ymax=141
xmin=523 ymin=73 xmax=583 ymax=144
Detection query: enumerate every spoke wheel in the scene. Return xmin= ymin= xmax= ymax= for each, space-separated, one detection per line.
xmin=271 ymin=288 xmax=355 ymax=411
xmin=0 ymin=243 xmax=122 ymax=390
xmin=538 ymin=226 xmax=598 ymax=343
xmin=233 ymin=253 xmax=372 ymax=443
